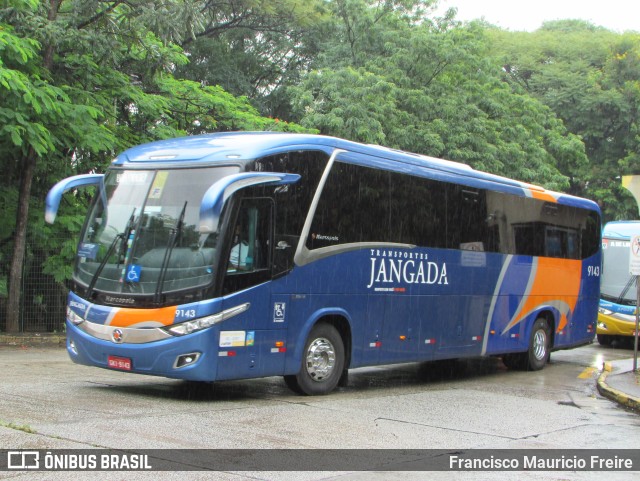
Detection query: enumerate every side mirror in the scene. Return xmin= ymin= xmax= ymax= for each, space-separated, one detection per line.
xmin=199 ymin=172 xmax=300 ymax=234
xmin=45 ymin=174 xmax=104 ymax=224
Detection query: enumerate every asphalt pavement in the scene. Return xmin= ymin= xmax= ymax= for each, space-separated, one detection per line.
xmin=1 ymin=332 xmax=640 ymax=414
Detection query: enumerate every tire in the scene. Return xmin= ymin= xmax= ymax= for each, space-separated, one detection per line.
xmin=283 ymin=374 xmax=304 ymax=394
xmin=284 ymin=323 xmax=345 ymax=396
xmin=525 ymin=317 xmax=551 ymax=371
xmin=501 ymin=353 xmax=525 ymax=370
xmin=502 ymin=318 xmax=551 ymax=371
xmin=597 ymin=334 xmax=612 ymax=346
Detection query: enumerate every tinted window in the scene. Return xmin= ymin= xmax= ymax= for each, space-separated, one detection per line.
xmin=491 ymin=192 xmax=600 ymax=260
xmin=306 ymin=162 xmax=393 ymax=249
xmin=306 ymin=162 xmax=489 ymax=251
xmin=254 ymin=150 xmax=329 ymax=273
xmin=391 ymin=173 xmax=448 ymax=248
xmin=307 ymin=160 xmax=600 ymax=260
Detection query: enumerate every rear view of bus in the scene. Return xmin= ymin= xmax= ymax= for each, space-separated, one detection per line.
xmin=597 ymin=221 xmax=640 ymax=345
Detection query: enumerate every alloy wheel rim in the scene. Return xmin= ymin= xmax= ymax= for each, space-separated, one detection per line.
xmin=533 ymin=329 xmax=547 ymax=360
xmin=305 ymin=337 xmax=336 ymax=382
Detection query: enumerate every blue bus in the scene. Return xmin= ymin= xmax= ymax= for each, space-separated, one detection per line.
xmin=597 ymin=221 xmax=640 ymax=346
xmin=45 ymin=132 xmax=601 ymax=395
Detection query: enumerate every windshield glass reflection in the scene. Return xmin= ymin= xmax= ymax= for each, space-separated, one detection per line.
xmin=75 ymin=166 xmax=240 ymax=297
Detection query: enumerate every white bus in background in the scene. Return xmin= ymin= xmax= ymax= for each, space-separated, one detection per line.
xmin=597 ymin=221 xmax=640 ymax=346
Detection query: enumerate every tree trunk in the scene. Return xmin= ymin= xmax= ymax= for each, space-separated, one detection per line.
xmin=4 ymin=0 xmax=61 ymax=332
xmin=6 ymin=151 xmax=37 ymax=332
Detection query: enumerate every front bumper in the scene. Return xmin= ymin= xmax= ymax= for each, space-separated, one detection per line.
xmin=597 ymin=311 xmax=638 ymax=337
xmin=66 ymin=320 xmax=218 ymax=381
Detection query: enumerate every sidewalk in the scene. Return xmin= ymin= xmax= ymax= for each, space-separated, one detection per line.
xmin=597 ymin=358 xmax=640 ymax=413
xmin=0 ymin=332 xmax=66 ymax=348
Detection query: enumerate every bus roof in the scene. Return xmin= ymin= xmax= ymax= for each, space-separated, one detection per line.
xmin=112 ymin=132 xmax=599 ymax=212
xmin=602 ymin=220 xmax=640 ymax=240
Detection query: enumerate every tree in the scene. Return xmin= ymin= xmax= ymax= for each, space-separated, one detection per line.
xmin=289 ymin=2 xmax=583 ymax=190
xmin=1 ymin=11 xmax=114 ymax=332
xmin=173 ymin=0 xmax=328 ymax=117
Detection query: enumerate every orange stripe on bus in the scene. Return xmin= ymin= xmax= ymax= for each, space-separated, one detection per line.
xmin=505 ymin=258 xmax=582 ymax=332
xmin=530 ymin=190 xmax=558 ymax=203
xmin=109 ymin=305 xmax=177 ymax=327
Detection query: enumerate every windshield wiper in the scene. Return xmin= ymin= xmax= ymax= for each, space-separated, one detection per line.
xmin=155 ymin=201 xmax=187 ymax=303
xmin=617 ymin=275 xmax=637 ymax=304
xmin=119 ymin=209 xmax=138 ymax=270
xmin=85 ymin=209 xmax=136 ymax=300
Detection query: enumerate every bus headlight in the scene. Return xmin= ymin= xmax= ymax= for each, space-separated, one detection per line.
xmin=166 ymin=315 xmax=221 ymax=336
xmin=164 ymin=303 xmax=250 ymax=337
xmin=67 ymin=307 xmax=85 ymax=325
xmin=598 ymin=308 xmax=612 ymax=316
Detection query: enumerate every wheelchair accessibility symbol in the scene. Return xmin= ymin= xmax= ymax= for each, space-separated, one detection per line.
xmin=126 ymin=264 xmax=141 ymax=283
xmin=273 ymin=302 xmax=286 ymax=323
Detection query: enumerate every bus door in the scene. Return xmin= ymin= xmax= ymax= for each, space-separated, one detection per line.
xmin=217 ymin=197 xmax=286 ymax=380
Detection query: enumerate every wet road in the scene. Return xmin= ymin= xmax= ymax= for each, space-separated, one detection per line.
xmin=0 ymin=341 xmax=638 ymax=480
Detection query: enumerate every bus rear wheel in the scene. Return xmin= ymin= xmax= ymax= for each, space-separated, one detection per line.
xmin=502 ymin=318 xmax=550 ymax=371
xmin=284 ymin=323 xmax=345 ymax=396
xmin=525 ymin=318 xmax=551 ymax=371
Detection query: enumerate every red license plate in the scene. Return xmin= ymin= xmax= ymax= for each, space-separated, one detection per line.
xmin=107 ymin=355 xmax=132 ymax=371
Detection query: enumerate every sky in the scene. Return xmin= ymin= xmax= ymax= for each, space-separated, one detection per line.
xmin=437 ymin=0 xmax=639 ymax=33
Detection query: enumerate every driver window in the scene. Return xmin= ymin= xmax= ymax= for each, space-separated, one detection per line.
xmin=223 ymin=198 xmax=274 ymax=294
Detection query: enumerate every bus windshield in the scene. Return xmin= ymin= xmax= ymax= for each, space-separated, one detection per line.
xmin=601 ymin=238 xmax=636 ymax=304
xmin=75 ymin=166 xmax=240 ymax=298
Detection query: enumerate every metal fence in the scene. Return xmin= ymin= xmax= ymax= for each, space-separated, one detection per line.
xmin=18 ymin=236 xmax=69 ymax=333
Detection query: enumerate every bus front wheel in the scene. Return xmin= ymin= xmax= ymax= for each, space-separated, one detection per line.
xmin=597 ymin=334 xmax=612 ymax=346
xmin=284 ymin=323 xmax=345 ymax=396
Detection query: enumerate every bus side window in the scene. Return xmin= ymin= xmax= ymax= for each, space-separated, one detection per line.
xmin=223 ymin=198 xmax=274 ymax=294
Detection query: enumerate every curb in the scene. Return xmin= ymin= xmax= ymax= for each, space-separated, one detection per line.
xmin=0 ymin=333 xmax=66 ymax=348
xmin=597 ymin=362 xmax=640 ymax=413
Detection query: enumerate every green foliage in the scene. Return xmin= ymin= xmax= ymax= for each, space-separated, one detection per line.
xmin=31 ymin=201 xmax=87 ymax=283
xmin=0 ymin=25 xmax=63 ymax=156
xmin=156 ymin=76 xmax=311 ymax=134
xmin=489 ymin=22 xmax=640 ymax=220
xmin=291 ymin=67 xmax=398 ymax=144
xmin=290 ymin=5 xmax=577 ymax=190
xmin=173 ymin=0 xmax=329 ymax=117
xmin=0 ymin=186 xmax=18 ymax=296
